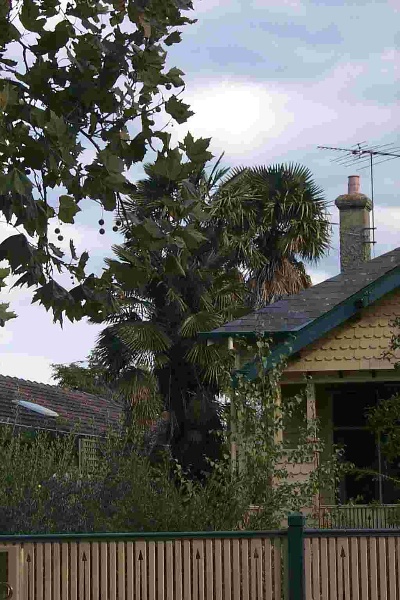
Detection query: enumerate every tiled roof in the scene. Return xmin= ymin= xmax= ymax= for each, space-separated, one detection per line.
xmin=285 ymin=287 xmax=400 ymax=372
xmin=0 ymin=375 xmax=124 ymax=436
xmin=208 ymin=247 xmax=400 ymax=336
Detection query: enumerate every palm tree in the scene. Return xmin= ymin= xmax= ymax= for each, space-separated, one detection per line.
xmin=209 ymin=163 xmax=330 ymax=308
xmin=89 ymin=156 xmax=248 ymax=477
xmin=89 ymin=158 xmax=331 ymax=477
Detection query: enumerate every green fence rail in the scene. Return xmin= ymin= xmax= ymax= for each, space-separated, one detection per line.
xmin=1 ymin=515 xmax=400 ymax=599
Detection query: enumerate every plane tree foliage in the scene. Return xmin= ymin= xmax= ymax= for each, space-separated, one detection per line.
xmin=0 ymin=0 xmax=210 ymax=324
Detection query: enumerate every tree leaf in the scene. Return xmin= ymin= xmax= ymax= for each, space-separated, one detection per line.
xmin=10 ymin=169 xmax=33 ymax=197
xmin=178 ymin=226 xmax=207 ymax=249
xmin=70 ymin=239 xmax=78 ymax=260
xmin=34 ymin=21 xmax=72 ymax=54
xmin=58 ymin=195 xmax=81 ymax=224
xmin=98 ymin=149 xmax=124 ymax=174
xmin=181 ymin=132 xmax=213 ymax=164
xmin=20 ymin=0 xmax=46 ymax=32
xmin=0 ymin=267 xmax=10 ymax=288
xmin=0 ymin=302 xmax=17 ymax=326
xmin=117 ymin=321 xmax=172 ymax=354
xmin=74 ymin=251 xmax=89 ymax=279
xmin=165 ymin=66 xmax=185 ymax=87
xmin=0 ymin=57 xmax=18 ymax=67
xmin=142 ymin=218 xmax=163 ymax=239
xmin=164 ymin=31 xmax=182 ymax=46
xmin=164 ymin=95 xmax=194 ymax=124
xmin=48 ymin=243 xmax=65 ymax=259
xmin=32 ymin=281 xmax=75 ymax=325
xmin=180 ymin=312 xmax=222 ymax=338
xmin=152 ymin=148 xmax=182 ymax=179
xmin=0 ymin=234 xmax=34 ymax=270
xmin=164 ymin=254 xmax=185 ymax=276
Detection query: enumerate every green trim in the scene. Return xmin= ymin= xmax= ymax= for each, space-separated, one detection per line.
xmin=305 ymin=529 xmax=400 ymax=538
xmin=0 ymin=530 xmax=287 ymax=542
xmin=287 ymin=512 xmax=305 ymax=600
xmin=198 ymin=330 xmax=257 ymax=339
xmin=238 ymin=265 xmax=400 ymax=380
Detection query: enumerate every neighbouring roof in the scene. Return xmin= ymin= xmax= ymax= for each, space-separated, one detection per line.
xmin=204 ymin=247 xmax=400 ymax=337
xmin=200 ymin=247 xmax=400 ymax=379
xmin=0 ymin=375 xmax=124 ymax=437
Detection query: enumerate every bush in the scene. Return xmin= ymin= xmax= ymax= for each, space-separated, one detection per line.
xmin=0 ymin=339 xmax=343 ymax=533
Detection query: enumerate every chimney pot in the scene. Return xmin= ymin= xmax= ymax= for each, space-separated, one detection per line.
xmin=348 ymin=175 xmax=360 ymax=194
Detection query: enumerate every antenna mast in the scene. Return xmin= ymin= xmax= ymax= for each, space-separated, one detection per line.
xmin=317 ymin=142 xmax=400 ymax=256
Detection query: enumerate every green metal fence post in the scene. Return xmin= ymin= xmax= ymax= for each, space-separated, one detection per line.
xmin=287 ymin=512 xmax=306 ymax=600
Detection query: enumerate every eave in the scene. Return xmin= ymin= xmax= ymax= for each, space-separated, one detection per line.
xmin=203 ymin=265 xmax=400 ymax=382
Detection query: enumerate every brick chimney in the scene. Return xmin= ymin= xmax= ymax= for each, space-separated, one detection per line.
xmin=335 ymin=175 xmax=372 ymax=272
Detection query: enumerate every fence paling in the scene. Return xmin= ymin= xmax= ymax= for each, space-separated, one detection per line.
xmin=2 ymin=521 xmax=400 ymax=599
xmin=303 ymin=532 xmax=400 ymax=600
xmin=1 ymin=535 xmax=286 ymax=600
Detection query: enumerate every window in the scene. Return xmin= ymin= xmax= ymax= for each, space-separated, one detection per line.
xmin=331 ymin=383 xmax=400 ymax=504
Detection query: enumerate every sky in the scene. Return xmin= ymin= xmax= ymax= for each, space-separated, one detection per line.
xmin=0 ymin=0 xmax=399 ymax=384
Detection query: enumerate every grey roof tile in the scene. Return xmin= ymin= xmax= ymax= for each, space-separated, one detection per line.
xmin=209 ymin=247 xmax=400 ymax=335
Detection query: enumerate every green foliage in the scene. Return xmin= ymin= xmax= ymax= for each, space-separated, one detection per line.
xmin=0 ymin=0 xmax=203 ymax=324
xmin=226 ymin=338 xmax=345 ymax=526
xmin=51 ymin=361 xmax=114 ymax=398
xmin=51 ymin=359 xmax=163 ymax=428
xmin=209 ymin=163 xmax=331 ymax=307
xmin=1 ymin=339 xmax=342 ymax=532
xmin=351 ymin=318 xmax=400 ymax=494
xmin=0 ymin=267 xmax=16 ymax=326
xmin=367 ymin=395 xmax=400 ymax=464
xmin=76 ymin=151 xmax=331 ymax=476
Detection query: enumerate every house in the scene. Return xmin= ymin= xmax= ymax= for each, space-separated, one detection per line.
xmin=0 ymin=374 xmax=124 ymax=473
xmin=202 ymin=175 xmax=400 ymax=526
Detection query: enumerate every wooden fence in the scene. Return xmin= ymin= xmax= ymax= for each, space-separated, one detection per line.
xmin=0 ymin=522 xmax=399 ymax=599
xmin=0 ymin=532 xmax=286 ymax=600
xmin=304 ymin=530 xmax=400 ymax=600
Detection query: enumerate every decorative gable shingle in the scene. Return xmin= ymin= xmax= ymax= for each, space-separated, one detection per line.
xmin=286 ymin=288 xmax=400 ymax=372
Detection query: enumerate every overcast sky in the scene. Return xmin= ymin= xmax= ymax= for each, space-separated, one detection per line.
xmin=0 ymin=0 xmax=399 ymax=384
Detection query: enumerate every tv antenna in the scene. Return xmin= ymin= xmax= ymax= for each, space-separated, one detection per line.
xmin=317 ymin=142 xmax=400 ymax=256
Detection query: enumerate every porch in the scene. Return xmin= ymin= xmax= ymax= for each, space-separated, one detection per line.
xmin=281 ymin=372 xmax=400 ymax=529
xmin=317 ymin=504 xmax=400 ymax=529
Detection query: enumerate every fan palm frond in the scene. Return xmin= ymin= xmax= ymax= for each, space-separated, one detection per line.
xmin=117 ymin=321 xmax=171 ymax=354
xmin=185 ymin=342 xmax=234 ymax=385
xmin=180 ymin=312 xmax=223 ymax=338
xmin=116 ymin=366 xmax=162 ymax=423
xmin=165 ymin=287 xmax=189 ymax=313
xmin=93 ymin=325 xmax=135 ymax=375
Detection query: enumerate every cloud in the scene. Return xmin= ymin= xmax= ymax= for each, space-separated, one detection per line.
xmin=309 ymin=268 xmax=337 ymax=285
xmin=0 ymin=329 xmax=13 ymax=346
xmin=251 ymin=0 xmax=307 ymax=14
xmin=164 ymin=61 xmax=395 ymax=163
xmin=192 ymin=0 xmax=239 ymax=15
xmin=167 ymin=78 xmax=294 ymax=157
xmin=256 ymin=21 xmax=342 ymax=45
xmin=372 ymin=206 xmax=400 ymax=254
xmin=0 ymin=353 xmax=58 ymax=384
